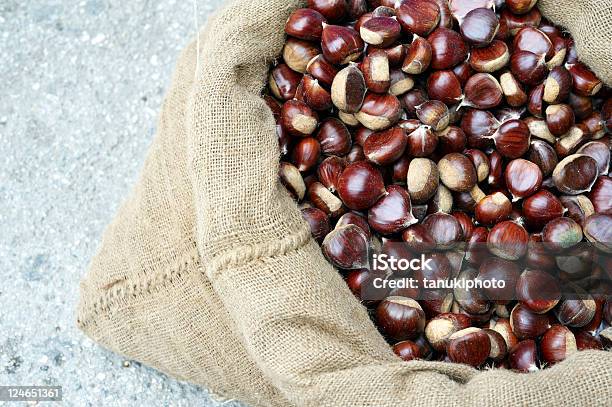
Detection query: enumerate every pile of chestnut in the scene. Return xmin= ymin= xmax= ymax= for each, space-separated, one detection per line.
xmin=268 ymin=0 xmax=611 ymax=371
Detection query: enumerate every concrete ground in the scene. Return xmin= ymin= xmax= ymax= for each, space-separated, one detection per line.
xmin=0 ymin=0 xmax=246 ymax=405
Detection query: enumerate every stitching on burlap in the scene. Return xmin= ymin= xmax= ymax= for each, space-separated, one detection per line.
xmin=78 ymin=225 xmax=313 ymax=326
xmin=203 ymin=224 xmax=312 ymax=280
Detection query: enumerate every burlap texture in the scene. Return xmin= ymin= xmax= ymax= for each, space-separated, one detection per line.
xmin=77 ymin=0 xmax=612 ymax=406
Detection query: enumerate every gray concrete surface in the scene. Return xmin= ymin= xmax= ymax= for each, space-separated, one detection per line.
xmin=0 ymin=0 xmax=247 ymax=405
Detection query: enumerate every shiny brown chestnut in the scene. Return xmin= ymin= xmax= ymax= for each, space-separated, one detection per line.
xmin=478 ymin=257 xmax=521 ymax=304
xmin=428 ymin=27 xmax=469 ymax=70
xmin=543 ymin=66 xmax=572 ymax=104
xmin=453 ymin=210 xmax=474 ymax=239
xmin=491 ymin=119 xmax=530 ymax=159
xmin=308 ymin=0 xmax=347 ymax=21
xmin=504 ymin=159 xmax=543 ymax=201
xmin=487 ymin=150 xmax=504 ymax=188
xmin=576 ymin=142 xmax=610 ymax=176
xmin=542 ymin=217 xmax=583 ymax=251
xmin=475 ymin=192 xmax=512 ymax=226
xmin=393 ymin=340 xmax=423 ymax=361
xmin=337 ymin=161 xmax=386 ymax=210
xmin=368 ymin=185 xmax=417 ymax=234
xmin=454 ymin=268 xmax=491 ymax=314
xmin=400 ymin=89 xmax=429 ymax=117
xmin=500 ymin=8 xmax=542 ymax=36
xmin=396 ymin=0 xmax=441 ymax=37
xmin=308 ymin=181 xmax=345 ymax=217
xmin=422 ymin=212 xmax=464 ymax=250
xmin=281 ymin=99 xmax=319 ymax=137
xmin=513 ymin=27 xmax=552 ymax=59
xmin=574 ymin=331 xmax=603 ymax=351
xmin=407 ymin=126 xmax=439 ymax=157
xmin=424 ymin=313 xmax=471 ymax=352
xmin=555 ymin=292 xmax=597 ymax=328
xmin=346 ymin=0 xmax=368 ymax=20
xmin=545 ymin=104 xmax=575 ymax=136
xmin=301 ymin=207 xmax=331 ymax=243
xmin=460 ymin=7 xmax=499 ymax=47
xmin=509 ymin=340 xmax=539 ymax=372
xmin=336 ymin=211 xmax=371 ymax=239
xmin=566 ymin=62 xmax=603 ymax=97
xmin=346 ymin=144 xmax=366 ymax=163
xmin=356 ymin=92 xmax=402 ymax=130
xmin=492 ymin=318 xmax=519 ymax=350
xmin=280 ymin=162 xmax=306 ymax=201
xmin=360 ymin=16 xmax=401 ymax=47
xmin=567 ymin=92 xmax=593 ymax=120
xmin=448 ymin=0 xmax=495 ymax=24
xmin=427 ymin=70 xmax=462 ymax=105
xmin=285 ymin=8 xmax=327 ymax=41
xmin=321 ymin=23 xmax=364 ymax=65
xmin=361 ymin=49 xmax=391 ymax=94
xmin=283 ymin=37 xmax=320 ymax=73
xmin=487 ymin=220 xmax=529 ymax=260
xmin=437 ymin=126 xmax=467 ymax=155
xmin=522 ymin=190 xmax=566 ymax=230
xmin=306 ymin=54 xmax=339 ymax=87
xmin=402 ymin=223 xmax=436 ymax=253
xmin=552 ymin=154 xmax=599 ymax=195
xmin=302 ymin=75 xmax=333 ymax=111
xmin=446 ymin=328 xmax=491 ymax=367
xmin=363 ymin=127 xmax=407 ymax=166
xmin=506 ymin=0 xmax=537 ymax=14
xmin=331 ymin=63 xmax=367 ymax=113
xmin=483 ymin=328 xmax=508 ymax=361
xmin=500 ymin=71 xmax=527 ymax=107
xmin=316 ymin=118 xmax=351 ymax=155
xmin=583 ymin=213 xmax=612 ymax=254
xmin=559 ymin=195 xmax=594 ymax=227
xmin=269 ymin=64 xmax=303 ymax=101
xmin=292 ymin=137 xmax=321 ymax=172
xmin=582 ymin=112 xmax=606 ymax=140
xmin=376 ymin=296 xmax=426 ymax=340
xmin=461 ymin=109 xmax=499 ymax=148
xmin=528 ymin=140 xmax=558 ymax=177
xmin=438 ymin=153 xmax=477 ymax=192
xmin=317 ymin=156 xmax=346 ymax=192
xmin=468 ymin=40 xmax=510 ymax=74
xmin=527 ymin=83 xmax=545 ymax=118
xmin=452 ymin=61 xmax=474 ymax=86
xmin=589 ymin=176 xmax=612 ymax=214
xmin=516 ymin=269 xmax=561 ymax=313
xmin=554 ymin=124 xmax=590 ymax=158
xmin=465 ymin=226 xmax=489 ymax=265
xmin=510 ymin=50 xmax=548 ymax=86
xmin=389 ymin=69 xmax=415 ymax=96
xmin=402 ymin=36 xmax=433 ymax=75
xmin=322 ymin=224 xmax=369 ymax=269
xmin=460 ymin=73 xmax=503 ymax=110
xmin=407 ymin=158 xmax=439 ymax=204
xmin=510 ymin=303 xmax=551 ymax=339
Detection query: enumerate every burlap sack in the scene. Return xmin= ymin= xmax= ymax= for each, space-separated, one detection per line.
xmin=77 ymin=0 xmax=612 ymax=406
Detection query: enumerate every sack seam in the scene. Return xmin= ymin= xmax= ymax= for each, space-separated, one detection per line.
xmin=77 ymin=224 xmax=313 ymax=327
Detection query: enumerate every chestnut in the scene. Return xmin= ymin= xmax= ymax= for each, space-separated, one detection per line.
xmin=407 ymin=126 xmax=439 ymax=157
xmin=437 ymin=126 xmax=467 ymax=155
xmin=306 ymin=54 xmax=339 ymax=87
xmin=316 ymin=118 xmax=352 ymax=155
xmin=454 ymin=268 xmax=490 ymax=314
xmin=504 ymin=159 xmax=543 ymax=201
xmin=506 ymin=0 xmax=537 ymax=15
xmin=361 ymin=49 xmax=391 ymax=94
xmin=400 ymin=89 xmax=429 ymax=117
xmin=424 ymin=313 xmax=471 ymax=352
xmin=393 ymin=340 xmax=423 ymax=361
xmin=389 ymin=69 xmax=415 ymax=96
xmin=269 ymin=64 xmax=303 ymax=100
xmin=396 ymin=0 xmax=441 ymax=37
xmin=513 ymin=27 xmax=552 ymax=59
xmin=475 ymin=192 xmax=512 ymax=226
xmin=460 ymin=8 xmax=499 ymax=47
xmin=453 ymin=210 xmax=475 ymax=239
xmin=438 ymin=153 xmax=477 ymax=192
xmin=583 ymin=213 xmax=612 ymax=254
xmin=492 ymin=119 xmax=530 ymax=159
xmin=500 ymin=8 xmax=542 ymax=36
xmin=545 ymin=104 xmax=575 ymax=136
xmin=483 ymin=328 xmax=508 ymax=361
xmin=422 ymin=212 xmax=463 ymax=250
xmin=542 ymin=217 xmax=583 ymax=251
xmin=508 ymin=340 xmax=539 ymax=372
xmin=360 ymin=16 xmax=401 ymax=47
xmin=559 ymin=195 xmax=594 ymax=227
xmin=446 ymin=328 xmax=491 ymax=367
xmin=283 ymin=38 xmax=320 ymax=74
xmin=356 ymin=92 xmax=402 ymax=130
xmin=492 ymin=318 xmax=519 ymax=350
xmin=500 ymin=71 xmax=527 ymax=107
xmin=285 ymin=8 xmax=327 ymax=41
xmin=402 ymin=224 xmax=436 ymax=253
xmin=427 ymin=70 xmax=462 ymax=105
xmin=382 ymin=44 xmax=408 ymax=68
xmin=317 ymin=156 xmax=346 ymax=192
xmin=576 ymin=142 xmax=610 ymax=176
xmin=279 ymin=161 xmax=306 ymax=200
xmin=308 ymin=0 xmax=347 ymax=22
xmin=461 ymin=73 xmax=503 ymax=110
xmin=281 ymin=99 xmax=319 ymax=137
xmin=555 ymin=293 xmax=597 ymax=328
xmin=516 ymin=269 xmax=561 ymax=314
xmin=331 ymin=64 xmax=367 ymax=113
xmin=322 ymin=224 xmax=370 ymax=269
xmin=338 ymin=111 xmax=360 ymax=127
xmin=488 ymin=150 xmax=504 ymax=188
xmin=468 ymin=40 xmax=510 ymax=74
xmin=522 ymin=190 xmax=566 ymax=229
xmin=347 ymin=0 xmax=368 ymax=20
xmin=407 ymin=158 xmax=439 ymax=204
xmin=528 ymin=140 xmax=558 ymax=177
xmin=321 ymin=23 xmax=364 ymax=65
xmin=510 ymin=50 xmax=548 ymax=86
xmin=363 ymin=127 xmax=407 ymax=166
xmin=302 ymin=75 xmax=333 ymax=111
xmin=552 ymin=154 xmax=599 ymax=195
xmin=582 ymin=111 xmax=606 ymax=140
xmin=415 ymin=100 xmax=449 ymax=131
xmin=376 ymin=296 xmax=426 ymax=340
xmin=346 ymin=144 xmax=366 ymax=163
xmin=574 ymin=330 xmax=603 ymax=351
xmin=461 ymin=109 xmax=499 ymax=147
xmin=428 ymin=27 xmax=469 ymax=70
xmin=402 ymin=36 xmax=433 ymax=75
xmin=567 ymin=92 xmax=593 ymax=121
xmin=453 ymin=61 xmax=474 ymax=86
xmin=478 ymin=257 xmax=521 ymax=304
xmin=554 ymin=124 xmax=590 ymax=158
xmin=589 ymin=176 xmax=612 ymax=214
xmin=428 ymin=184 xmax=453 ymax=214
xmin=301 ymin=207 xmax=331 ymax=243
xmin=543 ymin=66 xmax=572 ymax=104
xmin=527 ymin=83 xmax=545 ymax=118
xmin=337 ymin=161 xmax=386 ymax=210
xmin=487 ymin=220 xmax=529 ymax=260
xmin=368 ymin=185 xmax=417 ymax=234
xmin=292 ymin=137 xmax=321 ymax=172
xmin=448 ymin=0 xmax=494 ymax=24
xmin=510 ymin=303 xmax=551 ymax=339
xmin=308 ymin=181 xmax=345 ymax=217
xmin=465 ymin=226 xmax=489 ymax=265
xmin=336 ymin=211 xmax=371 ymax=239
xmin=566 ymin=62 xmax=603 ymax=97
